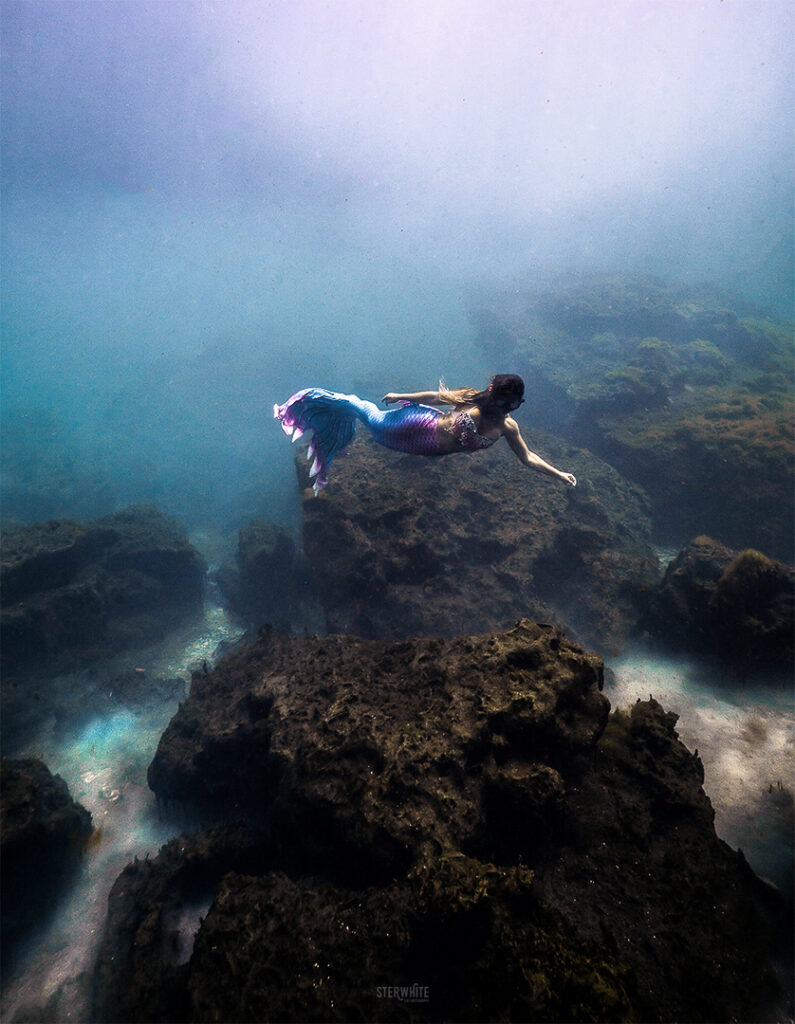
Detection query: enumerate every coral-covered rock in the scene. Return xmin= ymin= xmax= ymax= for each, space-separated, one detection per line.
xmin=92 ymin=832 xmax=636 ymax=1024
xmin=148 ymin=620 xmax=607 ymax=873
xmin=186 ymin=857 xmax=636 ymax=1024
xmin=89 ymin=621 xmax=786 ymax=1021
xmin=296 ymin=430 xmax=656 ymax=653
xmin=472 ymin=275 xmax=794 ymax=560
xmin=1 ymin=758 xmax=92 ymax=962
xmin=1 ymin=505 xmax=206 ymax=676
xmin=643 ymin=536 xmax=794 ymax=673
xmin=534 ymin=698 xmax=782 ymax=1022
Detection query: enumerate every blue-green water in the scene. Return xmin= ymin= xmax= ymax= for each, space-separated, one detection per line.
xmin=1 ymin=1 xmax=793 ymax=1018
xmin=2 ymin=0 xmax=792 ymax=532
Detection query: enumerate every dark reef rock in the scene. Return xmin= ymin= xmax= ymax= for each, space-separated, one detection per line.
xmin=92 ymin=824 xmax=272 ymax=1024
xmin=188 ymin=856 xmax=636 ymax=1024
xmin=94 ymin=621 xmax=790 ymax=1022
xmin=295 ymin=430 xmax=656 ymax=653
xmin=643 ymin=536 xmax=794 ymax=673
xmin=92 ymin=829 xmax=634 ymax=1024
xmin=1 ymin=505 xmax=206 ymax=676
xmin=149 ymin=621 xmax=607 ymax=875
xmin=215 ymin=517 xmax=312 ymax=629
xmin=472 ymin=275 xmax=795 ymax=560
xmin=1 ymin=757 xmax=92 ymax=965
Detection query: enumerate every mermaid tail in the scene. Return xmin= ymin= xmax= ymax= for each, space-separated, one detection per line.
xmin=274 ymin=388 xmax=441 ymax=494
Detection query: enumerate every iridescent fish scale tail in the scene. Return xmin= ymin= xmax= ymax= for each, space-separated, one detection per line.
xmin=274 ymin=388 xmax=356 ymax=494
xmin=275 ymin=389 xmax=441 ymax=494
xmin=370 ymin=402 xmax=441 ymax=454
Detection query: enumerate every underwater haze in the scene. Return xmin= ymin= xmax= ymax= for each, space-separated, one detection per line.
xmin=2 ymin=4 xmax=794 ymax=1020
xmin=2 ymin=0 xmax=792 ymax=531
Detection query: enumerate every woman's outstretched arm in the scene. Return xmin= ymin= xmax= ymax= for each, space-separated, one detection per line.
xmin=503 ymin=418 xmax=577 ymax=486
xmin=382 ymin=390 xmax=449 ymax=406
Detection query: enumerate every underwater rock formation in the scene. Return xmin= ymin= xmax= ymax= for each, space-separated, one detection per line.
xmin=103 ymin=620 xmax=789 ymax=1022
xmin=92 ymin=823 xmax=272 ymax=1024
xmin=215 ymin=517 xmax=317 ymax=630
xmin=216 ymin=518 xmax=295 ymax=627
xmin=295 ymin=431 xmax=656 ymax=653
xmin=472 ymin=275 xmax=794 ymax=561
xmin=643 ymin=536 xmax=794 ymax=674
xmin=1 ymin=505 xmax=206 ymax=677
xmin=148 ymin=621 xmax=608 ymax=867
xmin=1 ymin=757 xmax=92 ymax=969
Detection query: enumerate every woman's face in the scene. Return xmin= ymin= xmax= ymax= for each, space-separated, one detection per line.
xmin=494 ymin=393 xmax=524 ymax=414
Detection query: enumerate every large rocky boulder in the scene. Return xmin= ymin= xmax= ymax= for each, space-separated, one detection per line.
xmin=295 ymin=430 xmax=656 ymax=654
xmin=215 ymin=517 xmax=318 ymax=631
xmin=148 ymin=621 xmax=607 ymax=873
xmin=1 ymin=505 xmax=206 ymax=676
xmin=94 ymin=838 xmax=636 ymax=1024
xmin=87 ymin=621 xmax=789 ymax=1022
xmin=642 ymin=536 xmax=794 ymax=674
xmin=1 ymin=757 xmax=92 ymax=972
xmin=472 ymin=275 xmax=794 ymax=561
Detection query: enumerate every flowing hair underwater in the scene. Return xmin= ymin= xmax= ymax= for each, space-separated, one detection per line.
xmin=437 ymin=374 xmax=525 ymax=413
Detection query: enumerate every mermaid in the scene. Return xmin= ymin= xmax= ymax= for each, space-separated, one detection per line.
xmin=274 ymin=374 xmax=577 ymax=494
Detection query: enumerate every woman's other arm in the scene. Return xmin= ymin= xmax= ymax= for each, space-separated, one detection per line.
xmin=503 ymin=418 xmax=577 ymax=486
xmin=382 ymin=390 xmax=448 ymax=406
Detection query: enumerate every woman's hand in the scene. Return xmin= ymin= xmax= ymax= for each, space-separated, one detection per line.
xmin=561 ymin=472 xmax=577 ymax=487
xmin=382 ymin=393 xmax=399 ymax=405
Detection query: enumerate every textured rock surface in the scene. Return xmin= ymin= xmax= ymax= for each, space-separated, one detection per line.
xmin=92 ymin=824 xmax=271 ymax=1024
xmin=296 ymin=430 xmax=656 ymax=653
xmin=1 ymin=505 xmax=206 ymax=679
xmin=149 ymin=621 xmax=607 ymax=874
xmin=1 ymin=758 xmax=92 ymax=966
xmin=215 ymin=517 xmax=318 ymax=630
xmin=472 ymin=275 xmax=794 ymax=560
xmin=643 ymin=535 xmax=794 ymax=673
xmin=91 ymin=621 xmax=790 ymax=1022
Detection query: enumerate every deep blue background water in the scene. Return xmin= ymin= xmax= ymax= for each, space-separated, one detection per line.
xmin=2 ymin=0 xmax=792 ymax=534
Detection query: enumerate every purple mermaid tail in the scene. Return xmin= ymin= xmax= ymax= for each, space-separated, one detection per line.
xmin=274 ymin=388 xmax=441 ymax=494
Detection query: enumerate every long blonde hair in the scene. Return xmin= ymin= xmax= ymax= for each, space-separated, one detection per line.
xmin=438 ymin=375 xmax=526 ymax=414
xmin=437 ymin=382 xmax=479 ymax=408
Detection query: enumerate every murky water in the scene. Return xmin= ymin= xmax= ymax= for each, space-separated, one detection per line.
xmin=0 ymin=586 xmax=244 ymax=1023
xmin=606 ymin=649 xmax=794 ymax=900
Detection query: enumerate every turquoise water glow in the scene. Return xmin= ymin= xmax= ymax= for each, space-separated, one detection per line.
xmin=0 ymin=591 xmax=243 ymax=1023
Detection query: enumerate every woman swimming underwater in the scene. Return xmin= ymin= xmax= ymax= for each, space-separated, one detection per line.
xmin=274 ymin=374 xmax=577 ymax=494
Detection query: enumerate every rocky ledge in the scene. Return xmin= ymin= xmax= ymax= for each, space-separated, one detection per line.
xmin=88 ymin=620 xmax=787 ymax=1022
xmin=472 ymin=275 xmax=794 ymax=560
xmin=296 ymin=431 xmax=657 ymax=654
xmin=1 ymin=505 xmax=206 ymax=677
xmin=643 ymin=536 xmax=794 ymax=675
xmin=1 ymin=757 xmax=92 ymax=973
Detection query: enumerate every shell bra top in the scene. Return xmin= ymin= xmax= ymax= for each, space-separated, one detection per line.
xmin=451 ymin=409 xmax=497 ymax=452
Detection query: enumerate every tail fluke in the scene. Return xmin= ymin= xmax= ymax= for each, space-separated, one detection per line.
xmin=274 ymin=388 xmax=358 ymax=495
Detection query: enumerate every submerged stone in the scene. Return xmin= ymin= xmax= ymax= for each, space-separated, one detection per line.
xmin=643 ymin=535 xmax=794 ymax=674
xmin=92 ymin=619 xmax=792 ymax=1022
xmin=296 ymin=431 xmax=656 ymax=653
xmin=1 ymin=757 xmax=92 ymax=971
xmin=1 ymin=504 xmax=206 ymax=676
